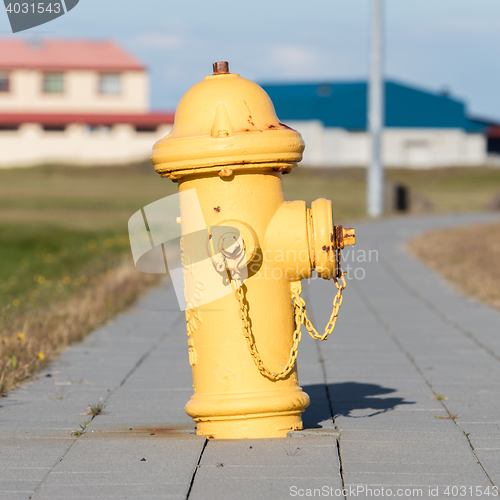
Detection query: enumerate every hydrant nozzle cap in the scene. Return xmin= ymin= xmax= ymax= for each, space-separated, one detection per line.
xmin=152 ymin=63 xmax=305 ymax=177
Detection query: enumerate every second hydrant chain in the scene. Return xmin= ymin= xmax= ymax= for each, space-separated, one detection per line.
xmin=234 ymin=283 xmax=302 ymax=381
xmin=233 ymin=272 xmax=346 ymax=381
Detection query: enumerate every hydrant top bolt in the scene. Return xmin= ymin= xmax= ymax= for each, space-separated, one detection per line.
xmin=213 ymin=61 xmax=229 ymax=75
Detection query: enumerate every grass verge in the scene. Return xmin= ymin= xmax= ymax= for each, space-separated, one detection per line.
xmin=2 ymin=163 xmax=500 ymax=394
xmin=0 ymin=256 xmax=160 ymax=394
xmin=407 ymin=221 xmax=500 ymax=310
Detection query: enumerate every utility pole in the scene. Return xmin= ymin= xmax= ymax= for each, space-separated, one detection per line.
xmin=367 ymin=0 xmax=384 ymax=217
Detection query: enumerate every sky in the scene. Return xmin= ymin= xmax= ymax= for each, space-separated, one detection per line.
xmin=2 ymin=0 xmax=500 ymax=120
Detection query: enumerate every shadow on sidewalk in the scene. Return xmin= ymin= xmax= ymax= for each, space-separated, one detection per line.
xmin=301 ymin=382 xmax=415 ymax=428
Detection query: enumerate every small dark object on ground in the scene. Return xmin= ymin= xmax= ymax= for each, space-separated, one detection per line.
xmin=385 ymin=181 xmax=433 ymax=214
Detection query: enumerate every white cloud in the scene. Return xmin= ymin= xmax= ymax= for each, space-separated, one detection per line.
xmin=134 ymin=33 xmax=184 ymax=50
xmin=268 ymin=44 xmax=322 ymax=74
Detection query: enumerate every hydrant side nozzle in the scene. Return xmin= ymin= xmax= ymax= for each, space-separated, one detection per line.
xmin=309 ymin=200 xmax=356 ymax=279
xmin=263 ymin=201 xmax=313 ymax=280
xmin=333 ymin=225 xmax=356 ymax=249
xmin=310 ymin=198 xmax=335 ymax=280
xmin=342 ymin=227 xmax=356 ymax=247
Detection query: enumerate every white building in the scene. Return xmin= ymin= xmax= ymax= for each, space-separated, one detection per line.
xmin=1 ymin=41 xmax=496 ymax=170
xmin=0 ymin=39 xmax=173 ymax=167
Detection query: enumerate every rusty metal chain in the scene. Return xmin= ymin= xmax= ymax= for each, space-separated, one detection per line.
xmin=291 ymin=273 xmax=346 ymax=341
xmin=205 ymin=236 xmax=348 ymax=380
xmin=230 ymin=261 xmax=347 ymax=381
xmin=233 ymin=282 xmax=303 ymax=381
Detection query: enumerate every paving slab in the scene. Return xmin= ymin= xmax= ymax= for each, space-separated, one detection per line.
xmin=1 ymin=213 xmax=500 ymax=499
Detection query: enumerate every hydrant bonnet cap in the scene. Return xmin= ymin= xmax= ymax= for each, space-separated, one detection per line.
xmin=152 ymin=62 xmax=305 ymax=175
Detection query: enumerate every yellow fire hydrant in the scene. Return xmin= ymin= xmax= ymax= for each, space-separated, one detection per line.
xmin=151 ymin=62 xmax=355 ymax=439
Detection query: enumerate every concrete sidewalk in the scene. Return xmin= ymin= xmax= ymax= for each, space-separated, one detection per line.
xmin=1 ymin=213 xmax=500 ymax=500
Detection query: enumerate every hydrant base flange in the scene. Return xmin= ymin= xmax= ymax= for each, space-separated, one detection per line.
xmin=195 ymin=414 xmax=304 ymax=439
xmin=185 ymin=387 xmax=310 ymax=439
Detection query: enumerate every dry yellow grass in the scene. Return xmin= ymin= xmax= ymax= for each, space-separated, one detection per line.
xmin=408 ymin=221 xmax=500 ymax=310
xmin=2 ymin=164 xmax=499 ymax=395
xmin=0 ymin=258 xmax=161 ymax=394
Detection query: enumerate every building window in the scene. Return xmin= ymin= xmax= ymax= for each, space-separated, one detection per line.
xmin=99 ymin=74 xmax=121 ymax=95
xmin=0 ymin=72 xmax=10 ymax=92
xmin=43 ymin=73 xmax=64 ymax=93
xmin=135 ymin=125 xmax=158 ymax=133
xmin=43 ymin=124 xmax=66 ymax=132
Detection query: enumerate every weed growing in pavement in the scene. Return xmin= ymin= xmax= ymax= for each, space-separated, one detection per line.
xmin=432 ymin=393 xmax=449 ymax=401
xmin=85 ymin=398 xmax=106 ymax=418
xmin=71 ymin=398 xmax=106 ymax=437
xmin=48 ymin=379 xmax=69 ymax=400
xmin=71 ymin=419 xmax=91 ymax=437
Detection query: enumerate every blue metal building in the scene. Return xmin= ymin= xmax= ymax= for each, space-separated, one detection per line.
xmin=258 ymin=80 xmax=490 ymax=168
xmin=261 ymin=80 xmax=484 ymax=132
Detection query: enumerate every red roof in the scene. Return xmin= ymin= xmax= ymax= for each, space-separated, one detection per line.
xmin=0 ymin=39 xmax=145 ymax=71
xmin=0 ymin=112 xmax=174 ymax=126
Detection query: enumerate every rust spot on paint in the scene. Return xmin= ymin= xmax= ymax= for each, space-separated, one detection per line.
xmin=322 ymin=245 xmax=331 ymax=252
xmin=209 ymin=234 xmax=212 ymax=240
xmin=243 ymin=100 xmax=255 ymax=127
xmin=330 ymin=233 xmax=334 ymax=243
xmin=268 ymin=124 xmax=276 ymax=129
xmin=85 ymin=426 xmax=196 ymax=439
xmin=214 ymin=206 xmax=221 ymax=213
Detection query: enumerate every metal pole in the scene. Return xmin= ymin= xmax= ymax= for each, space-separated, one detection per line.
xmin=367 ymin=0 xmax=384 ymax=217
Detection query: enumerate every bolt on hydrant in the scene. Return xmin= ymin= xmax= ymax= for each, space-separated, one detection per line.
xmin=151 ymin=62 xmax=355 ymax=439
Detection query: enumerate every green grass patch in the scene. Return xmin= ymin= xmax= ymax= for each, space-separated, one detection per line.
xmin=1 ymin=162 xmax=499 ymax=393
xmin=283 ymin=166 xmax=500 ymax=218
xmin=0 ymin=223 xmax=130 ymax=318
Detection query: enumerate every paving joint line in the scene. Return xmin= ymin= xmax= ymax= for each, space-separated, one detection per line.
xmin=316 ymin=342 xmax=346 ymax=498
xmin=351 ymin=274 xmax=496 ymax=487
xmin=186 ymin=438 xmax=208 ymax=499
xmin=30 ymin=436 xmax=78 ymax=499
xmin=31 ymin=310 xmax=184 ymax=498
xmin=379 ymin=251 xmax=500 ymax=364
xmin=303 ymin=283 xmax=346 ymax=497
xmin=103 ymin=311 xmax=185 ymax=403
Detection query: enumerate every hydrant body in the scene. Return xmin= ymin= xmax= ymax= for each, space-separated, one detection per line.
xmin=151 ymin=64 xmax=354 ymax=439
